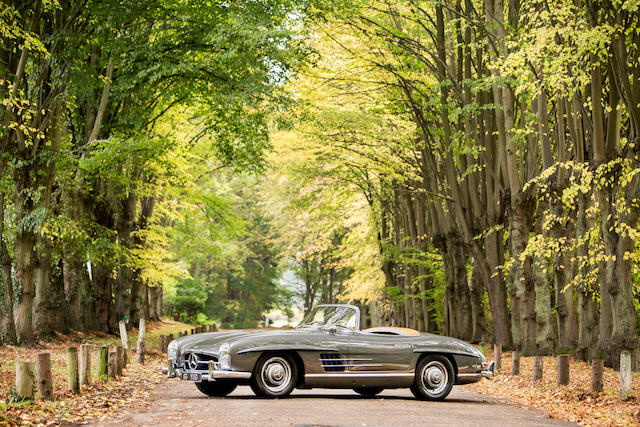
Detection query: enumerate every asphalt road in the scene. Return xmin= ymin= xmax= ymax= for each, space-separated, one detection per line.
xmin=94 ymin=378 xmax=577 ymax=427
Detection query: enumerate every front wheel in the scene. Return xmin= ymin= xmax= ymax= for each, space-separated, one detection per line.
xmin=410 ymin=355 xmax=454 ymax=401
xmin=251 ymin=353 xmax=298 ymax=398
xmin=353 ymin=386 xmax=384 ymax=397
xmin=195 ymin=380 xmax=237 ymax=397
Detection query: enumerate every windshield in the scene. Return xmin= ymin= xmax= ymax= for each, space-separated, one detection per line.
xmin=297 ymin=305 xmax=358 ymax=330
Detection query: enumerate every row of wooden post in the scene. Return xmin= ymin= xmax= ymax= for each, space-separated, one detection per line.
xmin=15 ymin=319 xmax=147 ymax=401
xmin=158 ymin=323 xmax=217 ymax=354
xmin=488 ymin=344 xmax=634 ymax=398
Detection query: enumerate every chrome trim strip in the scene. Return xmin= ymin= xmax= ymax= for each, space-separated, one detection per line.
xmin=305 ymin=372 xmax=414 ymax=378
xmin=320 ymin=358 xmax=372 ymax=362
xmin=335 ymin=364 xmax=384 ymax=368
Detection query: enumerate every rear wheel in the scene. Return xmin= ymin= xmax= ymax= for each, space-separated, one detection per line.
xmin=353 ymin=386 xmax=384 ymax=397
xmin=250 ymin=353 xmax=298 ymax=398
xmin=195 ymin=380 xmax=237 ymax=397
xmin=410 ymin=355 xmax=454 ymax=401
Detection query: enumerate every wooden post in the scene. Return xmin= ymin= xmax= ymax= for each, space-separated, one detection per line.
xmin=167 ymin=334 xmax=174 ymax=353
xmin=167 ymin=358 xmax=174 ymax=377
xmin=557 ymin=354 xmax=570 ymax=385
xmin=35 ymin=353 xmax=53 ymax=400
xmin=138 ymin=318 xmax=146 ymax=343
xmin=620 ymin=350 xmax=632 ymax=398
xmin=78 ymin=344 xmax=91 ymax=386
xmin=115 ymin=345 xmax=124 ymax=376
xmin=493 ymin=344 xmax=502 ymax=372
xmin=15 ymin=361 xmax=34 ymax=400
xmin=511 ymin=351 xmax=520 ymax=375
xmin=211 ymin=324 xmax=217 ymax=332
xmin=123 ymin=341 xmax=130 ymax=369
xmin=136 ymin=339 xmax=145 ymax=364
xmin=67 ymin=347 xmax=80 ymax=394
xmin=97 ymin=346 xmax=108 ymax=381
xmin=159 ymin=335 xmax=166 ymax=353
xmin=107 ymin=351 xmax=117 ymax=379
xmin=191 ymin=328 xmax=195 ymax=335
xmin=137 ymin=318 xmax=146 ymax=364
xmin=533 ymin=356 xmax=544 ymax=382
xmin=591 ymin=359 xmax=604 ymax=393
xmin=119 ymin=320 xmax=128 ymax=349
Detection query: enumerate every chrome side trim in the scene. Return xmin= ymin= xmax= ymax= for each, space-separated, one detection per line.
xmin=305 ymin=372 xmax=414 ymax=378
xmin=320 ymin=358 xmax=372 ymax=362
xmin=335 ymin=364 xmax=384 ymax=368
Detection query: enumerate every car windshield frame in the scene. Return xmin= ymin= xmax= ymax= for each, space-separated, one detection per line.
xmin=296 ymin=304 xmax=361 ymax=331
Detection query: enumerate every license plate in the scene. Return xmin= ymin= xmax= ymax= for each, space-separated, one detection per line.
xmin=181 ymin=372 xmax=202 ymax=381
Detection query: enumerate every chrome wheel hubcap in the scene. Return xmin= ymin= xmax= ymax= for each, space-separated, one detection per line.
xmin=421 ymin=361 xmax=448 ymax=395
xmin=261 ymin=357 xmax=292 ymax=393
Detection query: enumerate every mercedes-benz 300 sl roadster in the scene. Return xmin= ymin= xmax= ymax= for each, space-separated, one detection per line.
xmin=166 ymin=304 xmax=493 ymax=401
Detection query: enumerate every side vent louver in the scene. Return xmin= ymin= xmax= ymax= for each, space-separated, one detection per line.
xmin=320 ymin=353 xmax=345 ymax=372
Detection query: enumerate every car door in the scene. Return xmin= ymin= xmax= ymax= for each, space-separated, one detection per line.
xmin=315 ymin=328 xmax=352 ymax=372
xmin=347 ymin=332 xmax=415 ymax=372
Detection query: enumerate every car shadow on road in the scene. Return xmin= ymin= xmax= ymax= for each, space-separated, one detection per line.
xmin=191 ymin=394 xmax=505 ymax=405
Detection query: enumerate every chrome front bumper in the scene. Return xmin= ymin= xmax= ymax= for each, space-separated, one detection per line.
xmin=166 ymin=361 xmax=251 ymax=382
xmin=456 ymin=361 xmax=495 ymax=384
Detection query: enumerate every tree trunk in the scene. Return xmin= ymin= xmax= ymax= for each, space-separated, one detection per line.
xmin=13 ymin=226 xmax=36 ymax=345
xmin=469 ymin=262 xmax=488 ymax=343
xmin=533 ymin=254 xmax=554 ymax=355
xmin=576 ymin=195 xmax=599 ymax=360
xmin=0 ymin=196 xmax=16 ymax=344
xmin=94 ymin=263 xmax=114 ymax=332
xmin=511 ymin=197 xmax=536 ymax=356
xmin=64 ymin=256 xmax=93 ymax=332
xmin=33 ymin=240 xmax=53 ymax=335
xmin=452 ymin=234 xmax=472 ymax=341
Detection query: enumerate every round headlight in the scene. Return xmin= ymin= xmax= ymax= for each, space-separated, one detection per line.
xmin=167 ymin=340 xmax=178 ymax=361
xmin=219 ymin=342 xmax=231 ymax=370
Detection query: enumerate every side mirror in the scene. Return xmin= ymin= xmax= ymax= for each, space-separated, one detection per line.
xmin=327 ymin=325 xmax=337 ymax=334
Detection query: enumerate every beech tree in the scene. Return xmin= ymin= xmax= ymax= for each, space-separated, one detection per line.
xmin=271 ymin=0 xmax=639 ymax=367
xmin=1 ymin=0 xmax=310 ymax=343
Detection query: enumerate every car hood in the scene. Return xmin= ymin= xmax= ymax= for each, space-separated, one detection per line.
xmin=175 ymin=329 xmax=298 ymax=357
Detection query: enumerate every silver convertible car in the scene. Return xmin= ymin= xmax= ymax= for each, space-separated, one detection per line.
xmin=167 ymin=304 xmax=493 ymax=401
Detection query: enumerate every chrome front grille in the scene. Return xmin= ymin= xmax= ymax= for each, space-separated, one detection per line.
xmin=182 ymin=352 xmax=217 ymax=371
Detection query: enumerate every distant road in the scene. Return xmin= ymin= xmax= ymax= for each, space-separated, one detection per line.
xmin=97 ymin=379 xmax=576 ymax=426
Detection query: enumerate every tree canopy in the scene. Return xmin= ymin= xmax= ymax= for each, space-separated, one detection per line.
xmin=1 ymin=0 xmax=640 ymax=373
